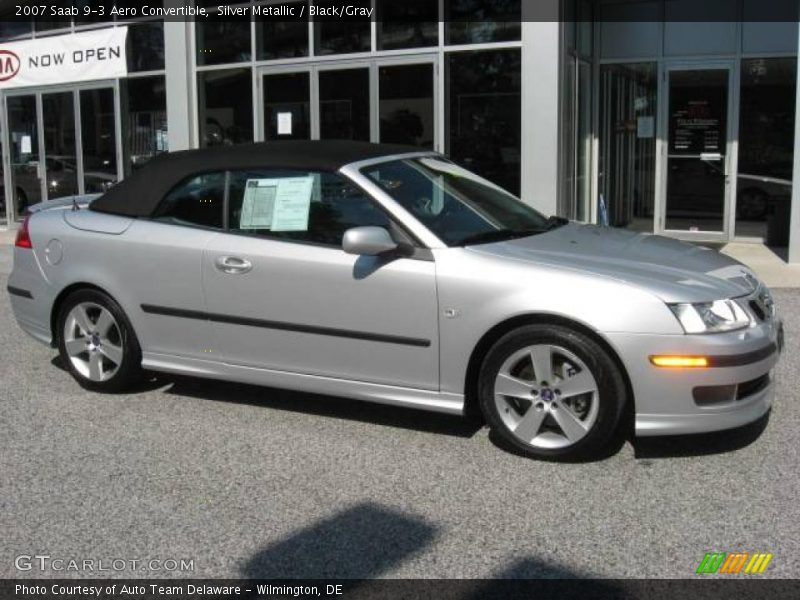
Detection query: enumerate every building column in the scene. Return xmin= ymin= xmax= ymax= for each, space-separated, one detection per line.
xmin=163 ymin=8 xmax=193 ymax=152
xmin=789 ymin=20 xmax=800 ymax=264
xmin=521 ymin=5 xmax=561 ymax=216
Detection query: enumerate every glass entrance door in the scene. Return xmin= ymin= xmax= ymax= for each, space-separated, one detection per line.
xmin=6 ymin=94 xmax=41 ymax=219
xmin=662 ymin=65 xmax=734 ymax=237
xmin=378 ymin=62 xmax=435 ymax=149
xmin=257 ymin=56 xmax=437 ymax=149
xmin=318 ymin=65 xmax=371 ymax=141
xmin=3 ymin=83 xmax=120 ymax=223
xmin=42 ymin=91 xmax=79 ymax=198
xmin=262 ymin=70 xmax=312 ymax=141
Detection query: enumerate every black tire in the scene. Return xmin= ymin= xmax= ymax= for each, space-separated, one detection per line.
xmin=56 ymin=289 xmax=143 ymax=393
xmin=478 ymin=324 xmax=627 ymax=461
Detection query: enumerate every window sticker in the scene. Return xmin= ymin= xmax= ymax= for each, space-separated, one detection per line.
xmin=239 ymin=178 xmax=279 ymax=229
xmin=278 ymin=112 xmax=293 ymax=135
xmin=270 ymin=176 xmax=315 ymax=231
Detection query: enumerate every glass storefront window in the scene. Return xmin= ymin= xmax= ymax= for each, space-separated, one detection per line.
xmin=598 ymin=63 xmax=658 ymax=233
xmin=446 ymin=49 xmax=521 ymax=195
xmin=122 ymin=76 xmax=167 ymax=175
xmin=80 ymin=88 xmax=118 ymax=194
xmin=196 ymin=18 xmax=252 ymax=66
xmin=127 ymin=21 xmax=165 ymax=72
xmin=263 ymin=71 xmax=311 ymax=140
xmin=0 ymin=21 xmax=32 ymax=41
xmin=319 ymin=68 xmax=371 ymax=141
xmin=376 ymin=0 xmax=438 ymax=50
xmin=445 ymin=0 xmax=521 ymax=45
xmin=736 ymin=58 xmax=796 ymax=243
xmin=379 ymin=64 xmax=435 ymax=148
xmin=314 ymin=21 xmax=370 ymax=55
xmin=42 ymin=92 xmax=79 ymax=199
xmin=198 ymin=68 xmax=254 ymax=147
xmin=7 ymin=95 xmax=41 ymax=218
xmin=33 ymin=19 xmax=66 ymax=34
xmin=256 ymin=1 xmax=309 ymax=59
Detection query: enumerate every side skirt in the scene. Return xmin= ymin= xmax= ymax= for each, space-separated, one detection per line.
xmin=141 ymin=352 xmax=465 ymax=416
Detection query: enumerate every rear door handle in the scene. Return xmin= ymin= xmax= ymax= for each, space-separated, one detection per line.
xmin=215 ymin=256 xmax=253 ymax=274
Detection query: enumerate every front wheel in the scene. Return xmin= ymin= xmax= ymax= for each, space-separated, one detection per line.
xmin=57 ymin=289 xmax=143 ymax=392
xmin=478 ymin=324 xmax=627 ymax=461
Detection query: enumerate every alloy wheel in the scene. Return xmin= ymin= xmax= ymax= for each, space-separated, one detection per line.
xmin=493 ymin=344 xmax=600 ymax=449
xmin=63 ymin=302 xmax=123 ymax=382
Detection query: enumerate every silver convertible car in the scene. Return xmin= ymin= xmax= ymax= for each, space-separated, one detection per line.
xmin=7 ymin=141 xmax=784 ymax=460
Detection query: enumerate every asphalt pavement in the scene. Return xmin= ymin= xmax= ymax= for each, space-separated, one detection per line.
xmin=1 ymin=244 xmax=798 ymax=579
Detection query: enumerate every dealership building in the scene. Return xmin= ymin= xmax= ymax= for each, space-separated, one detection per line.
xmin=0 ymin=1 xmax=798 ymax=261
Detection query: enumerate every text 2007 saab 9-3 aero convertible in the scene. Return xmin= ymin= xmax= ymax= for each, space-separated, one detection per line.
xmin=7 ymin=141 xmax=783 ymax=460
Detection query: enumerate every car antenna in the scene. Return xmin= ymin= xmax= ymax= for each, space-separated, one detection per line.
xmin=72 ymin=196 xmax=80 ymax=211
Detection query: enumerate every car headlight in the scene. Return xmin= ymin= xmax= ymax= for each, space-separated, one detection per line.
xmin=669 ymin=299 xmax=751 ymax=334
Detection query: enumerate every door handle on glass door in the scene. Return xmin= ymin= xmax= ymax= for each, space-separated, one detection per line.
xmin=215 ymin=256 xmax=253 ymax=274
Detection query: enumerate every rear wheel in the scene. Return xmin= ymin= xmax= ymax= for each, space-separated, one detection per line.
xmin=478 ymin=324 xmax=627 ymax=461
xmin=57 ymin=289 xmax=143 ymax=392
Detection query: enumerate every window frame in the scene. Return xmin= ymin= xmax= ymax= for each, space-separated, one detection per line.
xmin=150 ymin=166 xmax=430 ymax=256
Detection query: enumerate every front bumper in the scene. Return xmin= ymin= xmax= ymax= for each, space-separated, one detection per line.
xmin=606 ymin=317 xmax=783 ymax=437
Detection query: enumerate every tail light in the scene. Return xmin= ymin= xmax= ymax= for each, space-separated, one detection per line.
xmin=15 ymin=215 xmax=32 ymax=249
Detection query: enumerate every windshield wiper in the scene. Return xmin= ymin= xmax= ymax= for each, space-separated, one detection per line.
xmin=456 ymin=229 xmax=544 ymax=247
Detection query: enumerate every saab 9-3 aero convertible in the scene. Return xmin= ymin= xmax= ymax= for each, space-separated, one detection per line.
xmin=8 ymin=141 xmax=783 ymax=460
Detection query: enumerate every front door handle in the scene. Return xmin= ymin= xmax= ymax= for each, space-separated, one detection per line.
xmin=215 ymin=256 xmax=253 ymax=274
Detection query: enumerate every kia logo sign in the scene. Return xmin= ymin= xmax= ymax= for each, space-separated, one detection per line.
xmin=0 ymin=50 xmax=20 ymax=81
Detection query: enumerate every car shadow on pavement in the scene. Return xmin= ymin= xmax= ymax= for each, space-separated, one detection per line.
xmin=161 ymin=374 xmax=485 ymax=439
xmin=632 ymin=410 xmax=771 ymax=459
xmin=242 ymin=503 xmax=437 ymax=579
xmin=241 ymin=503 xmax=615 ymax=595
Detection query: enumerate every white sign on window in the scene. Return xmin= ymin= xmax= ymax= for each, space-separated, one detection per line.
xmin=271 ymin=176 xmax=314 ymax=231
xmin=0 ymin=27 xmax=128 ymax=90
xmin=239 ymin=176 xmax=314 ymax=232
xmin=239 ymin=179 xmax=280 ymax=229
xmin=277 ymin=112 xmax=293 ymax=136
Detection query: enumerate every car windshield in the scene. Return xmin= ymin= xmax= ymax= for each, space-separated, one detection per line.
xmin=361 ymin=157 xmax=557 ymax=246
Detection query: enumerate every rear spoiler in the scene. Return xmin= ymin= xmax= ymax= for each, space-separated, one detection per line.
xmin=27 ymin=194 xmax=102 ymax=214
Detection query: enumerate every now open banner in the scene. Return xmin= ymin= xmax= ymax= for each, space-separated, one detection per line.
xmin=0 ymin=26 xmax=128 ymax=90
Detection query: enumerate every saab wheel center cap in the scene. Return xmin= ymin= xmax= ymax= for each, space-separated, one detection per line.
xmin=540 ymin=388 xmax=554 ymax=402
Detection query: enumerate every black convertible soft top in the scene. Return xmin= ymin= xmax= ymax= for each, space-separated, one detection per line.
xmin=91 ymin=140 xmax=423 ymax=218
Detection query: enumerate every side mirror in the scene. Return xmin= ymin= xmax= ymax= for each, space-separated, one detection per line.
xmin=342 ymin=226 xmax=399 ymax=256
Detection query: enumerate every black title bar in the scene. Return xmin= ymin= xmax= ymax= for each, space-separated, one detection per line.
xmin=3 ymin=579 xmax=800 ymax=600
xmin=0 ymin=0 xmax=798 ymax=23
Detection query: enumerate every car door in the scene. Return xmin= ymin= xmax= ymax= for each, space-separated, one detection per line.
xmin=201 ymin=168 xmax=439 ymax=391
xmin=124 ymin=172 xmax=226 ymax=360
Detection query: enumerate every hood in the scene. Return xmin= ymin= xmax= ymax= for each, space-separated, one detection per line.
xmin=469 ymin=223 xmax=759 ymax=303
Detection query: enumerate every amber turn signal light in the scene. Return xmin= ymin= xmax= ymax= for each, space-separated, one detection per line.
xmin=650 ymin=355 xmax=709 ymax=368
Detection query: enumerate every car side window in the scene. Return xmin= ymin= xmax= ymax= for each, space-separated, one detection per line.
xmin=227 ymin=169 xmax=392 ymax=247
xmin=152 ymin=172 xmax=226 ymax=229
